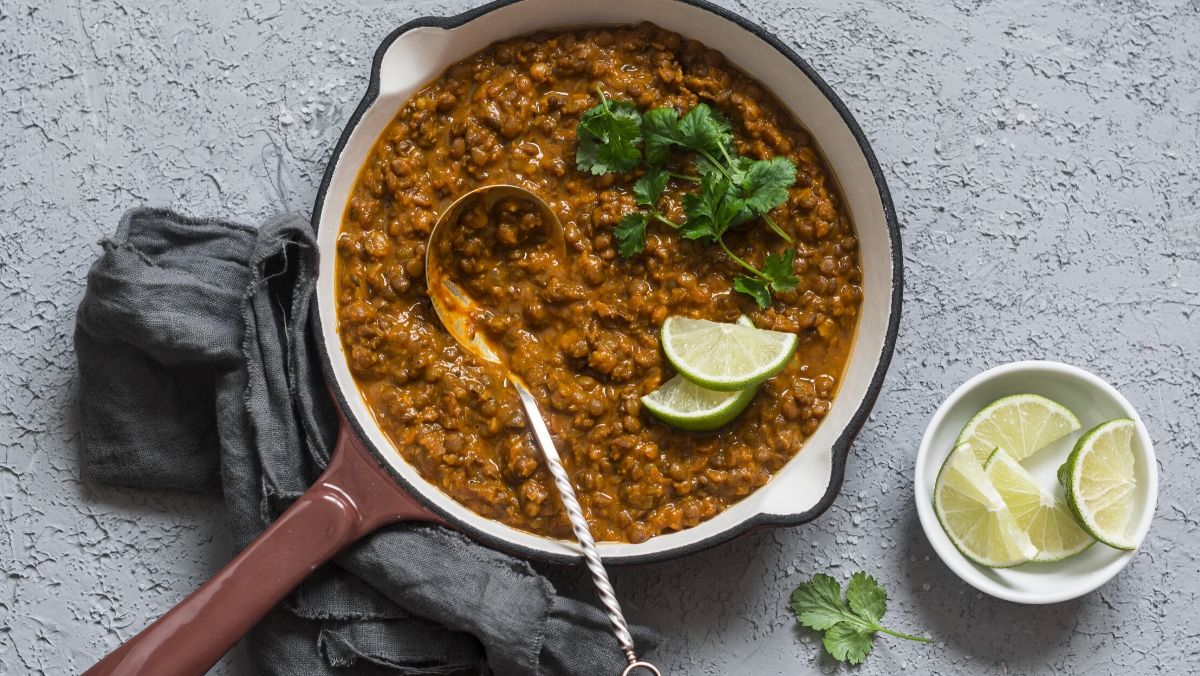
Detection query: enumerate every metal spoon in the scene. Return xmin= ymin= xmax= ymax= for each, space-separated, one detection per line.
xmin=426 ymin=184 xmax=660 ymax=676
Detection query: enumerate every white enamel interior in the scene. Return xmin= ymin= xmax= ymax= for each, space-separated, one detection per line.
xmin=914 ymin=361 xmax=1158 ymax=604
xmin=316 ymin=0 xmax=896 ymax=560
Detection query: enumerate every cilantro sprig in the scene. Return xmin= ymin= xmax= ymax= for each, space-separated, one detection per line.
xmin=791 ymin=572 xmax=930 ymax=665
xmin=575 ymin=89 xmax=801 ymax=307
xmin=576 ymin=86 xmax=643 ymax=175
xmin=613 ymin=168 xmax=677 ymax=257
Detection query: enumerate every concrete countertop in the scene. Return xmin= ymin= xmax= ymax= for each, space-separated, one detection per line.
xmin=2 ymin=0 xmax=1197 ymax=673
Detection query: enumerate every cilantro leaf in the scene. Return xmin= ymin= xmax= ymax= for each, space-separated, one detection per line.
xmin=614 ymin=212 xmax=648 ymax=258
xmin=733 ymin=275 xmax=772 ymax=309
xmin=790 ymin=572 xmax=930 ymax=666
xmin=574 ymin=137 xmax=604 ymax=175
xmin=790 ymin=574 xmax=856 ymax=630
xmin=677 ymin=103 xmax=734 ymax=160
xmin=575 ymin=92 xmax=643 ymax=175
xmin=823 ymin=623 xmax=875 ymax=665
xmin=682 ymin=172 xmax=751 ymax=240
xmin=693 ymin=152 xmax=746 ymax=181
xmin=717 ymin=199 xmax=752 ymax=233
xmin=633 ymin=168 xmax=669 ymax=208
xmin=725 ymin=155 xmax=756 ymax=184
xmin=679 ymin=217 xmax=719 ymax=241
xmin=846 ymin=572 xmax=887 ymax=625
xmin=681 ymin=172 xmax=727 ymax=239
xmin=730 ymin=248 xmax=798 ymax=306
xmin=575 ymin=127 xmax=641 ymax=175
xmin=762 ymin=248 xmax=799 ymax=293
xmin=693 ymin=153 xmax=723 ymax=178
xmin=741 ymin=157 xmax=796 ymax=214
xmin=642 ymin=107 xmax=681 ymax=166
xmin=575 ymin=95 xmax=798 ymax=305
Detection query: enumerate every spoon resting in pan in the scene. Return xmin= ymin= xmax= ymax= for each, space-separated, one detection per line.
xmin=426 ymin=184 xmax=660 ymax=676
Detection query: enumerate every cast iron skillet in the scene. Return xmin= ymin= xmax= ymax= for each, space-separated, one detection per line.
xmin=86 ymin=1 xmax=901 ymax=672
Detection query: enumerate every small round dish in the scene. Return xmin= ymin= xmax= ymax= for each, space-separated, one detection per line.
xmin=914 ymin=360 xmax=1157 ymax=604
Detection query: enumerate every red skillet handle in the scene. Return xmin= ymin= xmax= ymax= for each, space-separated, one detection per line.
xmin=85 ymin=426 xmax=442 ymax=676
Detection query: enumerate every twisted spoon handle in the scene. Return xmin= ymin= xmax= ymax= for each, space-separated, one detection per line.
xmin=513 ymin=383 xmax=660 ymax=676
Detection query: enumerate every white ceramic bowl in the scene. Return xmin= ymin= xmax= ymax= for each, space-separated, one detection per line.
xmin=313 ymin=0 xmax=903 ymax=563
xmin=914 ymin=361 xmax=1157 ymax=604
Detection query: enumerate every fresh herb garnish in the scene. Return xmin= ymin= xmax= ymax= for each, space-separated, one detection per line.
xmin=761 ymin=249 xmax=799 ymax=292
xmin=575 ymin=90 xmax=800 ymax=307
xmin=740 ymin=156 xmax=795 ymax=212
xmin=641 ymin=107 xmax=682 ymax=167
xmin=613 ymin=167 xmax=684 ymax=255
xmin=576 ymin=87 xmax=643 ymax=175
xmin=675 ymin=173 xmax=797 ymax=307
xmin=633 ymin=167 xmax=670 ymax=207
xmin=614 ymin=213 xmax=648 ymax=257
xmin=677 ymin=103 xmax=735 ymax=163
xmin=679 ymin=172 xmax=750 ymax=240
xmin=791 ymin=572 xmax=930 ymax=665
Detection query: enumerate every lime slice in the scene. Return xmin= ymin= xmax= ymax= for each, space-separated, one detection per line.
xmin=660 ymin=316 xmax=797 ymax=391
xmin=934 ymin=442 xmax=1037 ymax=568
xmin=984 ymin=448 xmax=1093 ymax=562
xmin=956 ymin=394 xmax=1081 ymax=465
xmin=1059 ymin=419 xmax=1139 ymax=550
xmin=640 ymin=375 xmax=757 ymax=431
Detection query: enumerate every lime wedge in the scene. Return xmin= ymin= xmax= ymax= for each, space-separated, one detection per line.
xmin=956 ymin=394 xmax=1081 ymax=465
xmin=1059 ymin=419 xmax=1139 ymax=550
xmin=641 ymin=375 xmax=757 ymax=431
xmin=934 ymin=443 xmax=1037 ymax=568
xmin=984 ymin=448 xmax=1093 ymax=562
xmin=660 ymin=316 xmax=797 ymax=391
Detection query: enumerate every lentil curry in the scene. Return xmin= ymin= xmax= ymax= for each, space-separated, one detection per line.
xmin=335 ymin=23 xmax=861 ymax=543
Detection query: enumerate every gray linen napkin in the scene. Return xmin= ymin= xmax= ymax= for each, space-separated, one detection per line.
xmin=74 ymin=207 xmax=660 ymax=676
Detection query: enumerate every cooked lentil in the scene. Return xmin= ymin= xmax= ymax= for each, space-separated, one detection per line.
xmin=335 ymin=23 xmax=861 ymax=543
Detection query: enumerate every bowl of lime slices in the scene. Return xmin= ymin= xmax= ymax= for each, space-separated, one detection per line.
xmin=914 ymin=360 xmax=1157 ymax=604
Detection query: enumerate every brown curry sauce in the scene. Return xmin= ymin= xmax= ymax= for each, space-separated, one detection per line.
xmin=335 ymin=23 xmax=861 ymax=543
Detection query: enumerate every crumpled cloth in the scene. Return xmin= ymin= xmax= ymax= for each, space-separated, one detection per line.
xmin=74 ymin=207 xmax=659 ymax=675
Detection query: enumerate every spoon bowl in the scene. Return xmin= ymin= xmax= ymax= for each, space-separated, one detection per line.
xmin=425 ymin=184 xmax=566 ymax=366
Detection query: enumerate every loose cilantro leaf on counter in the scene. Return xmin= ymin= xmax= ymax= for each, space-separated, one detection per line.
xmin=790 ymin=573 xmax=930 ymax=666
xmin=576 ymin=88 xmax=643 ymax=175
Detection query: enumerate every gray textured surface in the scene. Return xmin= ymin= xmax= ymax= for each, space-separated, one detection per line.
xmin=1 ymin=0 xmax=1197 ymax=673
